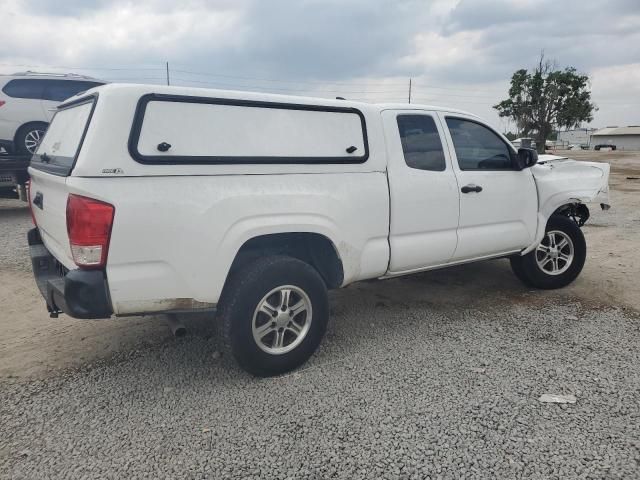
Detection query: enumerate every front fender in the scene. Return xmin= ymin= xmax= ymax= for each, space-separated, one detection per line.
xmin=522 ymin=157 xmax=610 ymax=254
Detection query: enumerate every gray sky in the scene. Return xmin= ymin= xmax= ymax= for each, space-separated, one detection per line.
xmin=1 ymin=0 xmax=639 ymax=130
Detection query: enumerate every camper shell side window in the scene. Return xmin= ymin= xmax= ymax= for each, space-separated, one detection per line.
xmin=128 ymin=94 xmax=369 ymax=165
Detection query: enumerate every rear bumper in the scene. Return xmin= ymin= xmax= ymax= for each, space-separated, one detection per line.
xmin=28 ymin=228 xmax=113 ymax=319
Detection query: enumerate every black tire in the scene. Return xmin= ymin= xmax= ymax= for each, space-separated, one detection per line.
xmin=217 ymin=255 xmax=329 ymax=377
xmin=15 ymin=122 xmax=48 ymax=156
xmin=510 ymin=215 xmax=586 ymax=289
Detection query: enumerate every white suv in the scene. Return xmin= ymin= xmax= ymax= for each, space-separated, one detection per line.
xmin=0 ymin=72 xmax=104 ymax=155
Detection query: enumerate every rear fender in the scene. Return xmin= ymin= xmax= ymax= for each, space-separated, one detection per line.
xmin=217 ymin=214 xmax=353 ymax=285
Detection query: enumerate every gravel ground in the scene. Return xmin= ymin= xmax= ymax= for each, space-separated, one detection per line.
xmin=0 ymin=199 xmax=31 ymax=272
xmin=2 ymin=152 xmax=640 ymax=479
xmin=2 ymin=298 xmax=639 ymax=479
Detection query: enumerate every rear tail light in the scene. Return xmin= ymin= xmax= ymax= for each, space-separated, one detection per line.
xmin=0 ymin=100 xmax=5 ymax=107
xmin=66 ymin=194 xmax=115 ymax=268
xmin=26 ymin=180 xmax=37 ymax=225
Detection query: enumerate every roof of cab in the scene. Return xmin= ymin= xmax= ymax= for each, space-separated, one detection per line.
xmin=64 ymin=82 xmax=477 ymax=118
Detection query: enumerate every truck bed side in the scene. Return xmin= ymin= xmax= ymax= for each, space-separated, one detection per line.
xmin=66 ymin=172 xmax=390 ymax=315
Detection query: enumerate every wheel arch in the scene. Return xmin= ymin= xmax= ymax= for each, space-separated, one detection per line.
xmin=523 ymin=197 xmax=589 ymax=255
xmin=14 ymin=121 xmax=49 ymax=151
xmin=227 ymin=232 xmax=345 ymax=290
xmin=14 ymin=120 xmax=49 ymax=139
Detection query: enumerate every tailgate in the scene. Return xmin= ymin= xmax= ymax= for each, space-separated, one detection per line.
xmin=29 ymin=168 xmax=75 ymax=269
xmin=28 ymin=95 xmax=97 ymax=270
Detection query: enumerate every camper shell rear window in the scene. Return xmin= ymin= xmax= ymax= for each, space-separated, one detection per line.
xmin=128 ymin=94 xmax=369 ymax=164
xmin=31 ymin=95 xmax=97 ymax=176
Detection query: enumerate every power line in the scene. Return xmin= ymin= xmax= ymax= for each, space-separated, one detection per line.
xmin=0 ymin=61 xmax=501 ymax=91
xmin=168 ymin=77 xmax=409 ymax=94
xmin=8 ymin=62 xmax=632 ymax=107
xmin=168 ymin=76 xmax=504 ymax=99
xmin=0 ymin=61 xmax=508 ymax=94
xmin=170 ymin=67 xmax=409 ymax=86
xmin=100 ymin=77 xmax=167 ymax=81
xmin=167 ymin=67 xmax=507 ymax=92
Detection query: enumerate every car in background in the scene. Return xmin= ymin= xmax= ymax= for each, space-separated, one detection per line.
xmin=511 ymin=137 xmax=536 ymax=149
xmin=0 ymin=72 xmax=105 ymax=155
xmin=594 ymin=144 xmax=617 ymax=151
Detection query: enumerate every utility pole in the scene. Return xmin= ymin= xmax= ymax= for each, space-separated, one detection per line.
xmin=408 ymin=78 xmax=412 ymax=104
xmin=166 ymin=62 xmax=170 ymax=86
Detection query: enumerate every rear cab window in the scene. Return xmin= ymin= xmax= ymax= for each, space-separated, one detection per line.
xmin=397 ymin=114 xmax=446 ymax=171
xmin=31 ymin=97 xmax=96 ymax=176
xmin=129 ymin=94 xmax=369 ymax=164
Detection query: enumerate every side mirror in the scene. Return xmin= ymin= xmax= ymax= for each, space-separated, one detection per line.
xmin=516 ymin=147 xmax=538 ymax=170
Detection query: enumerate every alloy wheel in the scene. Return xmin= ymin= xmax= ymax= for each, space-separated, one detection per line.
xmin=24 ymin=129 xmax=45 ymax=154
xmin=252 ymin=285 xmax=312 ymax=355
xmin=536 ymin=230 xmax=574 ymax=276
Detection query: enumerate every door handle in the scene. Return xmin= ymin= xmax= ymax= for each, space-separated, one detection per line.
xmin=461 ymin=184 xmax=483 ymax=194
xmin=33 ymin=191 xmax=43 ymax=209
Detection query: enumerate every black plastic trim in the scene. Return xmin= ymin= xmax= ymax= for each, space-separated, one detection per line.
xmin=29 ymin=93 xmax=98 ymax=177
xmin=0 ymin=139 xmax=15 ymax=150
xmin=128 ymin=93 xmax=370 ymax=165
xmin=28 ymin=228 xmax=113 ymax=319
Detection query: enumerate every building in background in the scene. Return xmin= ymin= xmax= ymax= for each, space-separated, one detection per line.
xmin=556 ymin=128 xmax=597 ymax=148
xmin=590 ymin=126 xmax=640 ymax=151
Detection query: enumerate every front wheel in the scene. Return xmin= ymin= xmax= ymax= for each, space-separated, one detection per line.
xmin=510 ymin=215 xmax=586 ymax=289
xmin=217 ymin=255 xmax=329 ymax=377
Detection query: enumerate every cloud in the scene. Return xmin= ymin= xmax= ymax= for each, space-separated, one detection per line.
xmin=0 ymin=0 xmax=245 ymax=65
xmin=441 ymin=0 xmax=640 ymax=78
xmin=0 ymin=0 xmax=638 ymax=127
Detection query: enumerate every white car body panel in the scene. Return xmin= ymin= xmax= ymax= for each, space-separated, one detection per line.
xmin=437 ymin=111 xmax=538 ymax=261
xmin=28 ymin=84 xmax=611 ymax=317
xmin=0 ymin=89 xmax=43 ymax=142
xmin=0 ymin=73 xmax=105 ymax=152
xmin=522 ymin=155 xmax=611 ymax=253
xmin=64 ymin=173 xmax=390 ymax=315
xmin=382 ymin=109 xmax=460 ymax=273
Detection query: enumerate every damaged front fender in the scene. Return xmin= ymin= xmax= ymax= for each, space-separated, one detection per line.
xmin=522 ymin=155 xmax=611 ymax=254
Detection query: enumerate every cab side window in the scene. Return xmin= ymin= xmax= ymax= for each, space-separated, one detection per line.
xmin=445 ymin=117 xmax=514 ymax=170
xmin=397 ymin=114 xmax=446 ymax=172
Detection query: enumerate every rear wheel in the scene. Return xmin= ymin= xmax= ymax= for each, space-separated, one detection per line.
xmin=15 ymin=122 xmax=48 ymax=155
xmin=510 ymin=215 xmax=586 ymax=289
xmin=217 ymin=255 xmax=328 ymax=376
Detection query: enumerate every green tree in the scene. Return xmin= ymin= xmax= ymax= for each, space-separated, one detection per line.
xmin=494 ymin=54 xmax=596 ymax=153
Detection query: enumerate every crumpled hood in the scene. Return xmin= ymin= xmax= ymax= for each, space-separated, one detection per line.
xmin=531 ymin=155 xmax=610 ymax=216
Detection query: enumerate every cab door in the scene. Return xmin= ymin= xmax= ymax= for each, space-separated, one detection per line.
xmin=438 ymin=113 xmax=538 ymax=261
xmin=383 ymin=110 xmax=460 ymax=273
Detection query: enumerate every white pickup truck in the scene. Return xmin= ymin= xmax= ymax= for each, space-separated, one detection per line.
xmin=28 ymin=84 xmax=610 ymax=376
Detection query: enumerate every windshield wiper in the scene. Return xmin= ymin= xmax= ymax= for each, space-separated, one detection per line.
xmin=40 ymin=153 xmax=51 ymax=163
